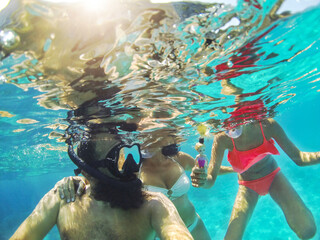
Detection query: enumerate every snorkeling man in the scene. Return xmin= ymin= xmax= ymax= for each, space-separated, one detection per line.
xmin=10 ymin=131 xmax=193 ymax=240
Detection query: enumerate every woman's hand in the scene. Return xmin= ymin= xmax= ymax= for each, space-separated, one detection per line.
xmin=190 ymin=166 xmax=208 ymax=188
xmin=54 ymin=176 xmax=87 ymax=202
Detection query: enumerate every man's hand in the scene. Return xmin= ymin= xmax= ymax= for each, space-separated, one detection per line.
xmin=54 ymin=176 xmax=87 ymax=202
xmin=190 ymin=166 xmax=208 ymax=188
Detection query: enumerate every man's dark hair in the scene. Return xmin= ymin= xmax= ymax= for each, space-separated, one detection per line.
xmin=77 ymin=139 xmax=145 ymax=210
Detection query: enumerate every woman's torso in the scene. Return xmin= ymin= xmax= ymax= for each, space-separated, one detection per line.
xmin=140 ymin=157 xmax=196 ymax=227
xmin=226 ymin=121 xmax=279 ymax=181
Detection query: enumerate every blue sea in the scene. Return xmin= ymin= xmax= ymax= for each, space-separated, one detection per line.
xmin=1 ymin=0 xmax=320 ymax=239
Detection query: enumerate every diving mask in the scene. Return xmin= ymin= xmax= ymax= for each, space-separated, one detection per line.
xmin=91 ymin=143 xmax=142 ymax=179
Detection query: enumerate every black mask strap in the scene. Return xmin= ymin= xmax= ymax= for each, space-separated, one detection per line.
xmin=74 ymin=168 xmax=82 ymax=176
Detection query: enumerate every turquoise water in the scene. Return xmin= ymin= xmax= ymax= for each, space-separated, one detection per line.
xmin=1 ymin=0 xmax=320 ymax=239
xmin=1 ymin=94 xmax=320 ymax=240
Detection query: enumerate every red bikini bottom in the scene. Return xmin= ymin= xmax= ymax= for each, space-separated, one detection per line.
xmin=238 ymin=167 xmax=280 ymax=196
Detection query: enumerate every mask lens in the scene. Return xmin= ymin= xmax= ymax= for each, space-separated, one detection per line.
xmin=123 ymin=144 xmax=141 ymax=164
xmin=117 ymin=144 xmax=141 ymax=172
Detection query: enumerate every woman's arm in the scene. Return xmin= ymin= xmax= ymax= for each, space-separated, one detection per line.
xmin=270 ymin=119 xmax=320 ymax=166
xmin=206 ymin=133 xmax=228 ymax=186
xmin=10 ymin=187 xmax=60 ymax=240
xmin=55 ymin=176 xmax=88 ymax=202
xmin=218 ymin=166 xmax=234 ymax=175
xmin=176 ymin=151 xmax=195 ymax=171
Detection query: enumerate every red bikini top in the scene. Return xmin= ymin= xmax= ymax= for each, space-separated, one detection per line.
xmin=227 ymin=122 xmax=280 ymax=173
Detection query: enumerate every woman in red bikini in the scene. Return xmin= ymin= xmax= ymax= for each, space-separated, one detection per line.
xmin=191 ymin=116 xmax=320 ymax=240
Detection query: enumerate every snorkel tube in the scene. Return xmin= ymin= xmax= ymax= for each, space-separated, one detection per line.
xmin=66 ymin=139 xmax=142 ymax=191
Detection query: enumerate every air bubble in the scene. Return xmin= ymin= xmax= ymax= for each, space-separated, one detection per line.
xmin=0 ymin=29 xmax=20 ymax=50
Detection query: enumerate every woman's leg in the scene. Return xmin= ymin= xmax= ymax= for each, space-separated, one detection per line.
xmin=225 ymin=185 xmax=259 ymax=240
xmin=190 ymin=214 xmax=211 ymax=240
xmin=269 ymin=172 xmax=316 ymax=239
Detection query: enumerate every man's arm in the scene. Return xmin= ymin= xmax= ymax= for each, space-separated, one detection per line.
xmin=150 ymin=193 xmax=193 ymax=240
xmin=269 ymin=119 xmax=320 ymax=166
xmin=10 ymin=187 xmax=60 ymax=240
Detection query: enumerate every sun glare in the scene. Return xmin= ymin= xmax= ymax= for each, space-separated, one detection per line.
xmin=0 ymin=0 xmax=10 ymax=12
xmin=42 ymin=0 xmax=114 ymax=11
xmin=80 ymin=0 xmax=107 ymax=11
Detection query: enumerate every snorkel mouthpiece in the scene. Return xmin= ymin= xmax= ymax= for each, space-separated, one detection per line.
xmin=140 ymin=149 xmax=154 ymax=159
xmin=225 ymin=125 xmax=243 ymax=139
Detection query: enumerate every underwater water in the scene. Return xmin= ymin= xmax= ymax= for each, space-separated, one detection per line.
xmin=0 ymin=0 xmax=320 ymax=239
xmin=1 ymin=91 xmax=320 ymax=240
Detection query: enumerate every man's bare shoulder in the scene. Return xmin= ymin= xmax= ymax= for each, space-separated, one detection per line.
xmin=143 ymin=190 xmax=181 ymax=219
xmin=143 ymin=191 xmax=169 ymax=202
xmin=143 ymin=191 xmax=173 ymax=208
xmin=35 ymin=186 xmax=62 ymax=211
